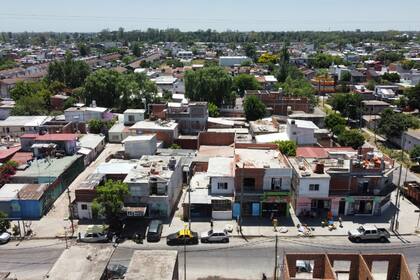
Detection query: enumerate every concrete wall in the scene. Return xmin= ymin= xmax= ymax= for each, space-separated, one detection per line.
xmin=296 ymin=177 xmax=330 ymax=198
xmin=124 ymin=137 xmax=157 ymax=159
xmin=212 ymin=210 xmax=232 ymax=220
xmin=287 ymin=124 xmax=316 ymax=145
xmin=403 ymin=131 xmax=420 ymax=152
xmin=77 ymin=202 xmax=93 ymax=219
xmin=210 ymin=176 xmax=235 ymax=194
xmin=262 ymin=168 xmax=292 ymax=191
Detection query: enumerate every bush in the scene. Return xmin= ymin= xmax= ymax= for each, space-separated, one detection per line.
xmin=274 ymin=140 xmax=297 ymax=156
xmin=243 ymin=95 xmax=266 ymax=121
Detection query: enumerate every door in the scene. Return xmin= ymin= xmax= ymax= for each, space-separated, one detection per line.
xmin=338 ymin=200 xmax=346 ymax=215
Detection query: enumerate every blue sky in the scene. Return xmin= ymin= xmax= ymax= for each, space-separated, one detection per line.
xmin=1 ymin=0 xmax=420 ymax=32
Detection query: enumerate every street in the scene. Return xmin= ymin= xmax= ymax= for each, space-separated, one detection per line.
xmin=1 ymin=235 xmax=419 ymax=280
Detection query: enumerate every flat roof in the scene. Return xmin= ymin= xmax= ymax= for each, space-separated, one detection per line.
xmin=0 ymin=184 xmax=26 ymax=201
xmin=235 ymin=148 xmax=290 ymax=169
xmin=95 ymin=159 xmax=138 ymax=175
xmin=288 ymin=119 xmax=319 ymax=129
xmin=130 ymin=120 xmax=178 ymax=131
xmin=207 ymin=157 xmax=235 ymax=177
xmin=0 ymin=116 xmax=50 ymax=127
xmin=361 ymin=100 xmax=391 ymax=106
xmin=18 ymin=183 xmax=48 ymax=200
xmin=124 ymin=109 xmax=145 ymax=114
xmin=45 ymin=245 xmax=113 ymax=280
xmin=196 ymin=145 xmax=235 ymax=162
xmin=35 ymin=133 xmax=79 ymax=142
xmin=125 ymin=250 xmax=178 ymax=280
xmin=122 ymin=135 xmax=156 ymax=143
xmin=255 ymin=132 xmax=289 ymax=143
xmin=14 ymin=155 xmax=82 ymax=178
xmin=78 ymin=134 xmax=105 ymax=149
xmin=297 ymin=147 xmax=356 ymax=158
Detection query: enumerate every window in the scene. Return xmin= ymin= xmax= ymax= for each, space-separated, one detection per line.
xmin=217 ymin=182 xmax=228 ymax=190
xmin=271 ymin=178 xmax=282 ymax=191
xmin=309 ymin=184 xmax=319 ymax=191
xmin=81 ymin=204 xmax=88 ymax=210
xmin=243 ymin=178 xmax=255 ymax=192
xmin=128 ymin=115 xmax=135 ymax=122
xmin=21 ymin=127 xmax=25 ymax=132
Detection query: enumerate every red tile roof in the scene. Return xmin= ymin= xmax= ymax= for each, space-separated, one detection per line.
xmin=33 ymin=133 xmax=79 ymax=142
xmin=296 ymin=147 xmax=355 ymax=158
xmin=10 ymin=152 xmax=33 ymax=164
xmin=20 ymin=134 xmax=39 ymax=139
xmin=0 ymin=145 xmax=21 ymax=161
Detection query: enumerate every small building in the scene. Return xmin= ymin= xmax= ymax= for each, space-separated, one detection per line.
xmin=75 ymin=173 xmax=105 ymax=219
xmin=129 ymin=120 xmax=179 ymax=147
xmin=45 ymin=245 xmax=114 ymax=280
xmin=123 ymin=155 xmax=183 ymax=217
xmin=125 ymin=250 xmax=179 ymax=280
xmin=402 ymin=129 xmax=420 ymax=152
xmin=287 ymin=119 xmax=318 ymax=145
xmin=0 ymin=116 xmax=52 ymax=138
xmin=108 ymin=123 xmax=132 ymax=143
xmin=167 ymin=102 xmax=208 ymax=135
xmin=64 ymin=103 xmax=112 ymax=123
xmin=362 ymin=100 xmax=391 ymax=115
xmin=77 ymin=134 xmax=106 ymax=165
xmin=219 ymin=56 xmax=251 ymax=67
xmin=122 ymin=135 xmax=157 ymax=159
xmin=124 ymin=109 xmax=145 ymax=126
xmin=20 ymin=133 xmax=79 ymax=156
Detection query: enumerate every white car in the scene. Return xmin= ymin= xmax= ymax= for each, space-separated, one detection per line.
xmin=200 ymin=230 xmax=229 ymax=243
xmin=0 ymin=232 xmax=11 ymax=244
xmin=78 ymin=231 xmax=109 ymax=243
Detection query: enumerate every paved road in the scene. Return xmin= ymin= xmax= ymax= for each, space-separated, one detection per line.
xmin=1 ymin=235 xmax=419 ymax=280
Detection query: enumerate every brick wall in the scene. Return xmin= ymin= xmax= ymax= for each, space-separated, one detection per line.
xmin=198 ymin=131 xmax=234 ymax=146
xmin=235 ymin=168 xmax=265 ymax=192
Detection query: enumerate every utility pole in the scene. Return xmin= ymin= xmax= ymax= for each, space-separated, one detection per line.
xmin=188 ymin=185 xmax=191 ymax=230
xmin=274 ymin=235 xmax=278 ymax=280
xmin=184 ymin=235 xmax=187 ymax=280
xmin=67 ymin=188 xmax=74 ymax=235
xmin=393 ymin=137 xmax=405 ymax=232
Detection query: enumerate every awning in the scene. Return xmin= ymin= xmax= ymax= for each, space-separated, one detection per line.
xmin=123 ymin=206 xmax=147 ymax=217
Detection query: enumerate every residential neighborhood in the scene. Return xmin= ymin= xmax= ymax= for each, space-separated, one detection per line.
xmin=0 ymin=2 xmax=420 ymax=279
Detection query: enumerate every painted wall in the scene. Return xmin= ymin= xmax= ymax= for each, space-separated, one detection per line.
xmin=210 ymin=176 xmax=235 ymax=194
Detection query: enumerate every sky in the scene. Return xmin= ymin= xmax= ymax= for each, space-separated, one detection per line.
xmin=1 ymin=0 xmax=420 ymax=32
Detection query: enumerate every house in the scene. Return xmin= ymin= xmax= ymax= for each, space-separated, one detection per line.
xmin=167 ymin=102 xmax=208 ymax=135
xmin=64 ymin=102 xmax=112 ymax=123
xmin=122 ymin=135 xmax=158 ymax=159
xmin=286 ymin=119 xmax=319 ymax=145
xmin=124 ymin=109 xmax=145 ymax=125
xmin=219 ymin=56 xmax=251 ymax=67
xmin=108 ymin=123 xmax=132 ymax=143
xmin=20 ymin=133 xmax=79 ymax=156
xmin=245 ymin=90 xmax=310 ymax=115
xmin=177 ymin=50 xmax=193 ymax=60
xmin=74 ymin=173 xmax=105 ymax=219
xmin=0 ymin=145 xmax=21 ymax=163
xmin=0 ymin=116 xmax=52 ymax=138
xmin=123 ymin=155 xmax=183 ymax=217
xmin=402 ymin=129 xmax=420 ymax=152
xmin=125 ymin=250 xmax=179 ymax=280
xmin=10 ymin=155 xmax=85 ymax=218
xmin=153 ymin=76 xmax=180 ymax=93
xmin=374 ymin=85 xmax=399 ymax=99
xmin=362 ymin=100 xmax=391 ymax=115
xmin=234 ymin=147 xmax=292 ymax=218
xmin=0 ymin=100 xmax=15 ymax=120
xmin=289 ymin=148 xmax=395 ymax=217
xmin=77 ymin=134 xmax=106 ymax=165
xmin=129 ymin=120 xmax=179 ymax=147
xmin=45 ymin=245 xmax=114 ymax=280
xmin=256 ymin=75 xmax=278 ymax=90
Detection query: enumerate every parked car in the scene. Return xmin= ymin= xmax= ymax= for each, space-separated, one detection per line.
xmin=348 ymin=225 xmax=390 ymax=242
xmin=200 ymin=230 xmax=229 ymax=243
xmin=78 ymin=225 xmax=109 ymax=243
xmin=147 ymin=220 xmax=163 ymax=242
xmin=0 ymin=232 xmax=11 ymax=244
xmin=166 ymin=229 xmax=198 ymax=245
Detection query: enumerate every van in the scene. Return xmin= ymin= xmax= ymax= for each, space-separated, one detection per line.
xmin=147 ymin=220 xmax=163 ymax=242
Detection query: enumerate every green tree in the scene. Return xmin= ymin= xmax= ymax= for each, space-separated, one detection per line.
xmin=184 ymin=67 xmax=233 ymax=106
xmin=0 ymin=212 xmax=10 ymax=232
xmin=340 ymin=71 xmax=351 ymax=82
xmin=132 ymin=42 xmax=142 ymax=57
xmin=92 ymin=180 xmax=129 ymax=228
xmin=378 ymin=108 xmax=420 ymax=139
xmin=243 ymin=95 xmax=266 ymax=121
xmin=275 ymin=140 xmax=297 ymax=156
xmin=325 ymin=112 xmax=346 ymax=131
xmin=375 ymin=51 xmax=404 ymax=65
xmin=208 ymin=102 xmax=220 ymax=117
xmin=243 ymin=43 xmax=257 ymax=61
xmin=47 ymin=52 xmax=91 ymax=88
xmin=232 ymin=74 xmax=260 ymax=96
xmin=78 ymin=43 xmax=90 ymax=56
xmin=281 ymin=76 xmax=317 ymax=107
xmin=277 ymin=44 xmax=290 ymax=83
xmin=410 ymin=145 xmax=420 ymax=164
xmin=257 ymin=53 xmax=278 ymax=64
xmin=406 ymin=83 xmax=420 ymax=110
xmin=328 ymin=93 xmax=362 ymax=120
xmin=169 ymin=144 xmax=181 ymax=149
xmin=12 ymin=94 xmax=48 ymax=116
xmin=337 ymin=129 xmax=365 ymax=149
xmin=381 ymin=72 xmax=400 ymax=83
xmin=309 ymin=53 xmax=346 ymax=68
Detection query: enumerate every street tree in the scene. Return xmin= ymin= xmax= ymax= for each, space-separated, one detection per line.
xmin=325 ymin=112 xmax=346 ymax=132
xmin=337 ymin=129 xmax=365 ymax=149
xmin=232 ymin=74 xmax=260 ymax=97
xmin=92 ymin=180 xmax=129 ymax=228
xmin=0 ymin=212 xmax=10 ymax=232
xmin=406 ymin=83 xmax=420 ymax=110
xmin=328 ymin=93 xmax=362 ymax=120
xmin=132 ymin=42 xmax=142 ymax=57
xmin=78 ymin=43 xmax=90 ymax=56
xmin=378 ymin=108 xmax=420 ymax=139
xmin=243 ymin=95 xmax=266 ymax=121
xmin=47 ymin=52 xmax=91 ymax=88
xmin=410 ymin=145 xmax=420 ymax=164
xmin=184 ymin=66 xmax=233 ymax=106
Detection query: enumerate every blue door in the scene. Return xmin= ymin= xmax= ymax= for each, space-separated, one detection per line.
xmin=252 ymin=203 xmax=260 ymax=216
xmin=233 ymin=203 xmax=241 ymax=218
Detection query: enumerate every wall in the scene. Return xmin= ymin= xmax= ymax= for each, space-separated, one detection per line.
xmin=262 ymin=168 xmax=292 ymax=191
xmin=403 ymin=131 xmax=420 ymax=152
xmin=212 ymin=210 xmax=232 ymax=220
xmin=77 ymin=202 xmax=93 ymax=219
xmin=198 ymin=132 xmax=234 ymax=147
xmin=210 ymin=176 xmax=235 ymax=194
xmin=297 ymin=177 xmax=330 ymax=198
xmin=124 ymin=137 xmax=157 ymax=159
xmin=287 ymin=124 xmax=316 ymax=145
xmin=235 ymin=168 xmax=265 ymax=192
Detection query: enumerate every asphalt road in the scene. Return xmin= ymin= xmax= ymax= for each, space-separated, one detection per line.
xmin=1 ymin=236 xmax=419 ymax=280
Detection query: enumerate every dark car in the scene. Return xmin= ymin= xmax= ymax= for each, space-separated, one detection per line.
xmin=147 ymin=220 xmax=163 ymax=242
xmin=166 ymin=229 xmax=199 ymax=246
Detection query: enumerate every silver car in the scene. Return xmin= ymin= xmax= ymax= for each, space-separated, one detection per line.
xmin=200 ymin=230 xmax=229 ymax=243
xmin=0 ymin=232 xmax=11 ymax=244
xmin=78 ymin=231 xmax=109 ymax=243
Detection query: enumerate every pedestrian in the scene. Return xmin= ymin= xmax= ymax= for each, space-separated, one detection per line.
xmin=262 ymin=273 xmax=267 ymax=280
xmin=338 ymin=216 xmax=343 ymax=228
xmin=210 ymin=218 xmax=214 ymax=230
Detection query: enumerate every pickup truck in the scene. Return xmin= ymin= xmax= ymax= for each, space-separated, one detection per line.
xmin=348 ymin=225 xmax=390 ymax=242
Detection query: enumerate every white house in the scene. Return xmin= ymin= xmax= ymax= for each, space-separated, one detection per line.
xmin=64 ymin=102 xmax=111 ymax=123
xmin=122 ymin=135 xmax=157 ymax=159
xmin=219 ymin=56 xmax=251 ymax=67
xmin=207 ymin=157 xmax=235 ymax=195
xmin=287 ymin=119 xmax=318 ymax=145
xmin=0 ymin=115 xmax=52 ymax=138
xmin=124 ymin=109 xmax=145 ymax=125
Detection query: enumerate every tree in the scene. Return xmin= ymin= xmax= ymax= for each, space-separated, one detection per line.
xmin=232 ymin=74 xmax=260 ymax=96
xmin=78 ymin=43 xmax=90 ymax=56
xmin=47 ymin=52 xmax=91 ymax=88
xmin=132 ymin=42 xmax=142 ymax=57
xmin=208 ymin=102 xmax=220 ymax=117
xmin=340 ymin=71 xmax=351 ymax=82
xmin=410 ymin=145 xmax=420 ymax=164
xmin=337 ymin=129 xmax=365 ymax=149
xmin=406 ymin=83 xmax=420 ymax=110
xmin=382 ymin=72 xmax=400 ymax=83
xmin=328 ymin=93 xmax=362 ymax=120
xmin=281 ymin=76 xmax=317 ymax=107
xmin=275 ymin=140 xmax=297 ymax=156
xmin=277 ymin=44 xmax=291 ymax=83
xmin=88 ymin=119 xmax=115 ymax=134
xmin=378 ymin=108 xmax=420 ymax=139
xmin=309 ymin=53 xmax=346 ymax=68
xmin=325 ymin=112 xmax=346 ymax=132
xmin=12 ymin=94 xmax=48 ymax=116
xmin=243 ymin=95 xmax=266 ymax=121
xmin=243 ymin=43 xmax=256 ymax=61
xmin=0 ymin=212 xmax=10 ymax=232
xmin=257 ymin=53 xmax=278 ymax=64
xmin=83 ymin=69 xmax=121 ymax=108
xmin=184 ymin=67 xmax=233 ymax=106
xmin=375 ymin=51 xmax=404 ymax=65
xmin=0 ymin=161 xmax=18 ymax=185
xmin=92 ymin=180 xmax=129 ymax=228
